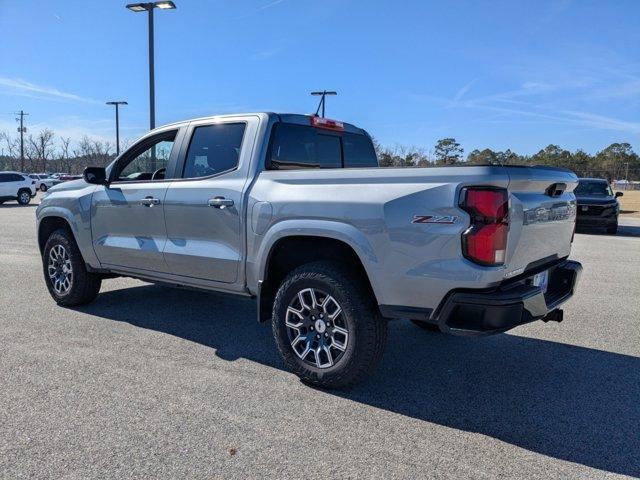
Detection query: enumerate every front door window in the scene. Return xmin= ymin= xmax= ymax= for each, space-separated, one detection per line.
xmin=114 ymin=132 xmax=176 ymax=182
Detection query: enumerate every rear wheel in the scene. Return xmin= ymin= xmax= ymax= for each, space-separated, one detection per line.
xmin=410 ymin=319 xmax=441 ymax=332
xmin=17 ymin=189 xmax=31 ymax=205
xmin=40 ymin=184 xmax=48 ymax=192
xmin=272 ymin=261 xmax=387 ymax=388
xmin=43 ymin=229 xmax=102 ymax=306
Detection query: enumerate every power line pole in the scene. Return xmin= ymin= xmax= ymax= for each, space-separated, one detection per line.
xmin=624 ymin=162 xmax=630 ymax=190
xmin=15 ymin=110 xmax=28 ymax=172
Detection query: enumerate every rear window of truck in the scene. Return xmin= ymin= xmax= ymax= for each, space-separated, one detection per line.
xmin=268 ymin=123 xmax=378 ymax=170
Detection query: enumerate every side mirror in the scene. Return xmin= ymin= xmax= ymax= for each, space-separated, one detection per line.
xmin=615 ymin=191 xmax=624 ymax=198
xmin=83 ymin=167 xmax=108 ymax=185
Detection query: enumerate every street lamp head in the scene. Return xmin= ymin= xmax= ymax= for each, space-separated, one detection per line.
xmin=155 ymin=1 xmax=176 ymax=9
xmin=126 ymin=1 xmax=176 ymax=12
xmin=126 ymin=3 xmax=149 ymax=12
xmin=311 ymin=91 xmax=337 ymax=96
xmin=106 ymin=101 xmax=128 ymax=106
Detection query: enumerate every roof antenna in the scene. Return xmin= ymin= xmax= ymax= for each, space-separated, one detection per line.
xmin=311 ymin=90 xmax=337 ymax=117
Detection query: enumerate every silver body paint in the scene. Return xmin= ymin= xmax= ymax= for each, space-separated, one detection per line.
xmin=37 ymin=113 xmax=578 ymax=316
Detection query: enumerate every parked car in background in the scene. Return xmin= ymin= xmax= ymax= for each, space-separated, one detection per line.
xmin=36 ymin=113 xmax=582 ymax=388
xmin=29 ymin=174 xmax=60 ymax=192
xmin=58 ymin=174 xmax=82 ymax=182
xmin=574 ymin=178 xmax=622 ymax=234
xmin=0 ymin=171 xmax=37 ymax=205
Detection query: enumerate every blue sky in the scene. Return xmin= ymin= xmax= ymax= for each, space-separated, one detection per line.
xmin=1 ymin=0 xmax=639 ymax=155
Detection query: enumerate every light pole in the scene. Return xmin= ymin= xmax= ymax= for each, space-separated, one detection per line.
xmin=126 ymin=1 xmax=176 ymax=131
xmin=106 ymin=101 xmax=128 ymax=155
xmin=311 ymin=91 xmax=337 ymax=117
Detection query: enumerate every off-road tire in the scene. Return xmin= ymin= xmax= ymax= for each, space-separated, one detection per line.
xmin=43 ymin=228 xmax=102 ymax=306
xmin=272 ymin=261 xmax=387 ymax=389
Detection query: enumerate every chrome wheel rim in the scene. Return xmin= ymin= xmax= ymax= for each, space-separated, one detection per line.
xmin=285 ymin=288 xmax=349 ymax=369
xmin=19 ymin=192 xmax=29 ymax=203
xmin=48 ymin=244 xmax=73 ymax=295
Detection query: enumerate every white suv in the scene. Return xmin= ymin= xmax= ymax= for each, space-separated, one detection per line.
xmin=29 ymin=173 xmax=59 ymax=192
xmin=0 ymin=172 xmax=37 ymax=205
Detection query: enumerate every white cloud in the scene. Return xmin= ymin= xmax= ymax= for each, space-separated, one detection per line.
xmin=0 ymin=77 xmax=101 ymax=105
xmin=256 ymin=0 xmax=285 ymax=12
xmin=251 ymin=47 xmax=282 ymax=60
xmin=452 ymin=79 xmax=477 ymax=103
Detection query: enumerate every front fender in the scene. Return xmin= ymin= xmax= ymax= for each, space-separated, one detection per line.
xmin=36 ymin=190 xmax=99 ymax=268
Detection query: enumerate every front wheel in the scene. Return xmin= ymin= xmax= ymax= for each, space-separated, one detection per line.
xmin=40 ymin=184 xmax=48 ymax=192
xmin=272 ymin=261 xmax=387 ymax=389
xmin=43 ymin=229 xmax=102 ymax=306
xmin=17 ymin=190 xmax=31 ymax=205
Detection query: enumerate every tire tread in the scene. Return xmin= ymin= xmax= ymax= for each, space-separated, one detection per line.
xmin=272 ymin=261 xmax=387 ymax=388
xmin=43 ymin=229 xmax=101 ymax=306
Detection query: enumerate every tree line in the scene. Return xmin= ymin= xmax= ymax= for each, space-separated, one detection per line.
xmin=0 ymin=129 xmax=117 ymax=174
xmin=375 ymin=138 xmax=640 ymax=181
xmin=1 ymin=127 xmax=639 ymax=181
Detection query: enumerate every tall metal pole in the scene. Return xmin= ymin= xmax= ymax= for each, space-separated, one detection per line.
xmin=106 ymin=101 xmax=127 ymax=156
xmin=18 ymin=110 xmax=27 ymax=172
xmin=115 ymin=104 xmax=120 ymax=155
xmin=148 ymin=7 xmax=155 ymax=131
xmin=147 ymin=8 xmax=157 ymax=169
xmin=19 ymin=111 xmax=24 ymax=172
xmin=624 ymin=162 xmax=630 ymax=190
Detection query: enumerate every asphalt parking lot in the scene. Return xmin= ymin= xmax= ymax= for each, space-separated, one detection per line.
xmin=1 ymin=199 xmax=639 ymax=479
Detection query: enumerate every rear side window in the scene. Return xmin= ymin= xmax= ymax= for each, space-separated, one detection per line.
xmin=269 ymin=124 xmax=341 ymax=169
xmin=268 ymin=123 xmax=378 ymax=170
xmin=343 ymin=133 xmax=378 ymax=168
xmin=183 ymin=123 xmax=246 ymax=179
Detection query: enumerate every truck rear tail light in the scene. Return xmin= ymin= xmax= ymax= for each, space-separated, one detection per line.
xmin=310 ymin=116 xmax=344 ymax=131
xmin=460 ymin=187 xmax=509 ymax=266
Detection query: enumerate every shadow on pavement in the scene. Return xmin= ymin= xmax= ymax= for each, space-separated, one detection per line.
xmin=0 ymin=203 xmax=37 ymax=208
xmin=577 ymin=224 xmax=640 ymax=237
xmin=79 ymin=283 xmax=640 ymax=477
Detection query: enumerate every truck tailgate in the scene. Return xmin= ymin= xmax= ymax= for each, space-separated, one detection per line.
xmin=504 ymin=167 xmax=578 ymax=277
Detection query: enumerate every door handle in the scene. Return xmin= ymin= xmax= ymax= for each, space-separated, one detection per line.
xmin=208 ymin=197 xmax=234 ymax=209
xmin=140 ymin=197 xmax=161 ymax=206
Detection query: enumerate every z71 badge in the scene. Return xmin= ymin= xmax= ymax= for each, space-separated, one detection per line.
xmin=412 ymin=215 xmax=458 ymax=224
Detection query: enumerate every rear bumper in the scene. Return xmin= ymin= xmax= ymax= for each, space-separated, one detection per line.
xmin=434 ymin=260 xmax=582 ymax=336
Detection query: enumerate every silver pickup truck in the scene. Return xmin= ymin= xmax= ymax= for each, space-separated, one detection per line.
xmin=37 ymin=113 xmax=582 ymax=387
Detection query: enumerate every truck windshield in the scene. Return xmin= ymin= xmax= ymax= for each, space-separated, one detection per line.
xmin=268 ymin=123 xmax=378 ymax=170
xmin=574 ymin=181 xmax=612 ymax=196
